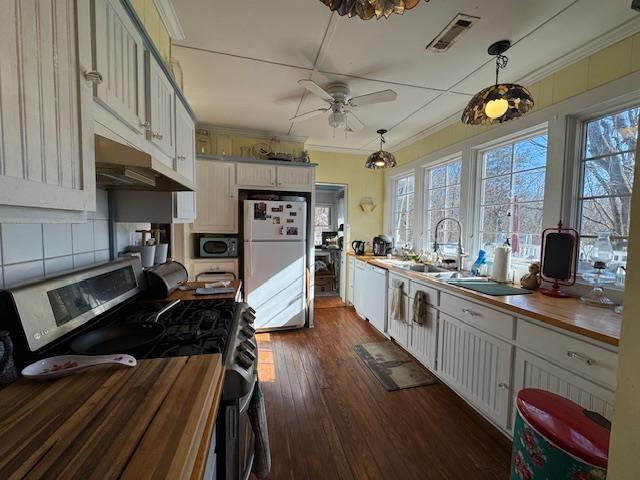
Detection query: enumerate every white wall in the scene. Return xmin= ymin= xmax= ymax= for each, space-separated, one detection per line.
xmin=0 ymin=190 xmax=110 ymax=288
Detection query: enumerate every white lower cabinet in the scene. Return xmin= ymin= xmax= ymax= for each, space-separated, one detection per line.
xmin=347 ymin=257 xmax=355 ymax=305
xmin=407 ymin=304 xmax=438 ymax=371
xmin=513 ymin=349 xmax=615 ymax=426
xmin=437 ymin=313 xmax=514 ymax=429
xmin=353 ymin=260 xmax=367 ymax=317
xmin=387 ymin=286 xmax=411 ymax=349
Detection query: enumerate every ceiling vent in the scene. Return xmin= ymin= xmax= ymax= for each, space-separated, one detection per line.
xmin=426 ymin=13 xmax=479 ymax=53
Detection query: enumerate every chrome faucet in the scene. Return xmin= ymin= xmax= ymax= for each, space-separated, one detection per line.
xmin=433 ymin=217 xmax=466 ymax=271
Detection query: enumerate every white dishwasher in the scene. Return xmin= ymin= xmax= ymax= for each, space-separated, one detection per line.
xmin=365 ymin=263 xmax=388 ymax=334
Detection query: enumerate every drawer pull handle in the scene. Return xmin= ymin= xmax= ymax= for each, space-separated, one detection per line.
xmin=177 ymin=155 xmax=186 ymax=161
xmin=498 ymin=382 xmax=509 ymax=390
xmin=462 ymin=308 xmax=479 ymax=317
xmin=84 ymin=70 xmax=103 ymax=84
xmin=567 ymin=351 xmax=595 ymax=365
xmin=139 ymin=120 xmax=151 ymax=130
xmin=152 ymin=132 xmax=164 ymax=140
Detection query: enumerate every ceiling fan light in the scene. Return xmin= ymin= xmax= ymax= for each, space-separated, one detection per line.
xmin=328 ymin=111 xmax=347 ymax=128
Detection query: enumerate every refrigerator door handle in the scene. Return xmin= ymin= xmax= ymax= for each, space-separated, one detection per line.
xmin=246 ymin=245 xmax=254 ymax=276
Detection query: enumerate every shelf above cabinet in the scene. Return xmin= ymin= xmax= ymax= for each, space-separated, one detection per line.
xmin=197 ymin=154 xmax=317 ymax=168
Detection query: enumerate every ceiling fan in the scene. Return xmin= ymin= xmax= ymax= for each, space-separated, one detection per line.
xmin=290 ymin=79 xmax=398 ymax=133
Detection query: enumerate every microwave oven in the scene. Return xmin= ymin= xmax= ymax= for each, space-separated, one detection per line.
xmin=198 ymin=235 xmax=239 ymax=258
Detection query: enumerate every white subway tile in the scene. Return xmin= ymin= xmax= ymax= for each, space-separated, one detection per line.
xmin=43 ymin=224 xmax=73 ymax=258
xmin=94 ymin=220 xmax=110 ymax=251
xmin=94 ymin=249 xmax=110 ymax=263
xmin=73 ymin=252 xmax=95 ymax=268
xmin=72 ymin=222 xmax=94 ymax=254
xmin=94 ymin=189 xmax=109 ymax=220
xmin=3 ymin=261 xmax=44 ymax=287
xmin=45 ymin=256 xmax=74 ymax=276
xmin=1 ymin=224 xmax=43 ymax=264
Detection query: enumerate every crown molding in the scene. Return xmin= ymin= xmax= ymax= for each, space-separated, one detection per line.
xmin=196 ymin=124 xmax=308 ymax=144
xmin=154 ymin=0 xmax=185 ymax=41
xmin=305 ymin=144 xmax=374 ymax=156
xmin=389 ymin=17 xmax=640 ymax=153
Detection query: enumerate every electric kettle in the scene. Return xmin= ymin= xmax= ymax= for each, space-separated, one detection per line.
xmin=351 ymin=241 xmax=365 ymax=255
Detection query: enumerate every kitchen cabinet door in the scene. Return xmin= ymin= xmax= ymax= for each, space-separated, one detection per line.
xmin=347 ymin=257 xmax=355 ymax=305
xmin=353 ymin=260 xmax=367 ymax=318
xmin=276 ymin=166 xmax=314 ymax=190
xmin=193 ymin=161 xmax=237 ymax=233
xmin=0 ymin=0 xmax=96 ymax=213
xmin=438 ymin=313 xmax=513 ymax=429
xmin=512 ymin=349 xmax=615 ymax=428
xmin=236 ymin=163 xmax=276 ymax=187
xmin=92 ymin=0 xmax=146 ymax=139
xmin=387 ymin=288 xmax=410 ymax=349
xmin=175 ymin=101 xmax=195 ymax=183
xmin=407 ymin=303 xmax=438 ymax=371
xmin=147 ymin=54 xmax=175 ymax=167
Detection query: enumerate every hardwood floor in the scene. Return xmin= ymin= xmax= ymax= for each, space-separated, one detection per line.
xmin=256 ymin=305 xmax=512 ymax=480
xmin=314 ymin=295 xmax=346 ymax=309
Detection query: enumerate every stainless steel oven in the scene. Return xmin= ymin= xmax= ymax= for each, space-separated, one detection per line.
xmin=199 ymin=236 xmax=239 ymax=258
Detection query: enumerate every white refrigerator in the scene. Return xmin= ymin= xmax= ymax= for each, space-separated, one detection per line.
xmin=243 ymin=200 xmax=307 ymax=330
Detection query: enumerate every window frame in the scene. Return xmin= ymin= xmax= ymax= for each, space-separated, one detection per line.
xmin=474 ymin=128 xmax=549 ymax=263
xmin=391 ymin=172 xmax=416 ymax=247
xmin=573 ymin=103 xmax=639 ymax=271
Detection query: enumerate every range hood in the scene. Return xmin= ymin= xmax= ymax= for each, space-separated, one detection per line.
xmin=94 ymin=135 xmax=195 ymax=191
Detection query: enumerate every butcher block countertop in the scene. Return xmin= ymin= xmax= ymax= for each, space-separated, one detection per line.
xmin=349 ymin=253 xmax=621 ymax=346
xmin=166 ymin=280 xmax=242 ymax=302
xmin=0 ymin=354 xmax=224 ymax=480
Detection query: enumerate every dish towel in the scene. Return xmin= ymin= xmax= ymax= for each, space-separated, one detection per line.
xmin=390 ymin=279 xmax=405 ymax=322
xmin=413 ymin=291 xmax=429 ymax=326
xmin=249 ymin=379 xmax=271 ymax=479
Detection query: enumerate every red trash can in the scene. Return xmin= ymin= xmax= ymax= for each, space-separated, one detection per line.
xmin=511 ymin=389 xmax=610 ymax=480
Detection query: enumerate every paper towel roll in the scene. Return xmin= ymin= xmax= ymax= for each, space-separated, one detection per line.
xmin=492 ymin=246 xmax=512 ymax=283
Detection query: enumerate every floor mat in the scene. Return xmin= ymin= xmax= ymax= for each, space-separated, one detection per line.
xmin=354 ymin=341 xmax=437 ymax=391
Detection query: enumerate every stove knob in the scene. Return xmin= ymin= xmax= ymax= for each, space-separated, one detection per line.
xmin=241 ymin=325 xmax=256 ymax=337
xmin=247 ymin=306 xmax=256 ymax=316
xmin=241 ymin=339 xmax=257 ymax=351
xmin=239 ymin=344 xmax=257 ymax=361
xmin=237 ymin=352 xmax=254 ymax=370
xmin=243 ymin=310 xmax=256 ymax=324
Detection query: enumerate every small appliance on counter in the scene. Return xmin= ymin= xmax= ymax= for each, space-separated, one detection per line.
xmin=372 ymin=235 xmax=394 ymax=256
xmin=352 ymin=240 xmax=365 ymax=255
xmin=145 ymin=261 xmax=188 ymax=298
xmin=198 ymin=235 xmax=239 ymax=258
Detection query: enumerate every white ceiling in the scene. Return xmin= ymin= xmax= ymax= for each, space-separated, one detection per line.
xmin=172 ymin=0 xmax=640 ymax=152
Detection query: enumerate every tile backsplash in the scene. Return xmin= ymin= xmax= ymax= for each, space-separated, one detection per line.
xmin=0 ymin=190 xmax=111 ymax=289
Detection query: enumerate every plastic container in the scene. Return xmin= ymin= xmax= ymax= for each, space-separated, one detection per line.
xmin=511 ymin=389 xmax=610 ymax=479
xmin=471 ymin=249 xmax=487 ymax=276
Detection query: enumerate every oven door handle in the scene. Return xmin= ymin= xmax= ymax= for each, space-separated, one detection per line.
xmin=239 ymin=373 xmax=258 ymax=414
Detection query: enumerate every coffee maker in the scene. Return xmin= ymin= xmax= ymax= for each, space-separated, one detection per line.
xmin=373 ymin=235 xmax=394 ymax=256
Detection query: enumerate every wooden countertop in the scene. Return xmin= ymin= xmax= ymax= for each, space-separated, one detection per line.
xmin=348 ymin=253 xmax=621 ymax=346
xmin=166 ymin=280 xmax=242 ymax=302
xmin=0 ymin=355 xmax=225 ymax=479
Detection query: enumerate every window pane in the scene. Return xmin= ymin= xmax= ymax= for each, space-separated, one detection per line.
xmin=513 ymin=170 xmax=546 ymax=202
xmin=445 ymin=184 xmax=460 ymax=209
xmin=483 ymin=145 xmax=512 ymax=177
xmin=446 ymin=161 xmax=462 ymax=186
xmin=580 ymin=197 xmax=632 ymax=237
xmin=315 ymin=207 xmax=330 ymax=227
xmin=406 ymin=176 xmax=415 ymax=193
xmin=482 ymin=176 xmax=511 ymax=205
xmin=514 ymin=134 xmax=548 ymax=171
xmin=480 ymin=204 xmax=510 ymax=233
xmin=431 ymin=166 xmax=446 ymax=188
xmin=516 ymin=202 xmax=544 ymax=235
xmin=579 ymin=237 xmax=629 ymax=271
xmin=430 ymin=187 xmax=446 ymax=210
xmin=582 ymin=154 xmax=635 ymax=198
xmin=407 ymin=193 xmax=415 ymax=212
xmin=586 ymin=107 xmax=639 ymax=159
xmin=397 ymin=178 xmax=407 ymax=195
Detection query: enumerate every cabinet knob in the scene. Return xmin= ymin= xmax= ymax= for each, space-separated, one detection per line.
xmin=152 ymin=132 xmax=164 ymax=140
xmin=498 ymin=382 xmax=509 ymax=390
xmin=84 ymin=70 xmax=103 ymax=84
xmin=177 ymin=155 xmax=186 ymax=161
xmin=139 ymin=121 xmax=151 ymax=131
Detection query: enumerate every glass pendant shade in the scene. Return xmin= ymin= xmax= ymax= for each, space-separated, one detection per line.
xmin=319 ymin=0 xmax=425 ymax=20
xmin=366 ymin=129 xmax=396 ymax=169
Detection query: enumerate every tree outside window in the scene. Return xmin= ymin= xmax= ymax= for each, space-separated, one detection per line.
xmin=577 ymin=106 xmax=638 ymax=272
xmin=393 ymin=175 xmax=415 ymax=247
xmin=423 ymin=158 xmax=462 ymax=253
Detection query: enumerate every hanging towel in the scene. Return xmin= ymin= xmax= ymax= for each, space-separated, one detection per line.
xmin=390 ymin=279 xmax=405 ymax=322
xmin=249 ymin=379 xmax=271 ymax=479
xmin=413 ymin=291 xmax=429 ymax=326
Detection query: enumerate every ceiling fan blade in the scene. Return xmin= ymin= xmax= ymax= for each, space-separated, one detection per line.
xmin=298 ymin=79 xmax=334 ymax=102
xmin=289 ymin=108 xmax=329 ymax=122
xmin=350 ymin=89 xmax=398 ymax=107
xmin=346 ymin=110 xmax=365 ymax=131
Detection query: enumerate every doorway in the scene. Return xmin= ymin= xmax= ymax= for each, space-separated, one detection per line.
xmin=314 ymin=183 xmax=347 ymax=306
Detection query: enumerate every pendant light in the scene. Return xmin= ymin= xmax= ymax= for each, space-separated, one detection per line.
xmin=461 ymin=40 xmax=534 ymax=126
xmin=319 ymin=0 xmax=426 ymax=21
xmin=366 ymin=129 xmax=396 ymax=169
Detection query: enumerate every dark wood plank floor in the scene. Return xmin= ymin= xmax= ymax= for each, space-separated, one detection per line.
xmin=256 ymin=305 xmax=512 ymax=480
xmin=314 ymin=295 xmax=347 ymax=309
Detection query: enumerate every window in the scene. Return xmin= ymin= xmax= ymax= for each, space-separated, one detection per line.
xmin=422 ymin=158 xmax=462 ymax=253
xmin=314 ymin=205 xmax=332 ymax=246
xmin=577 ymin=105 xmax=638 ymax=271
xmin=479 ymin=132 xmax=548 ymax=261
xmin=392 ymin=174 xmax=415 ymax=247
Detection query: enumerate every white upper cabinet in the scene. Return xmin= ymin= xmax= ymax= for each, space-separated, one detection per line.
xmin=175 ymin=101 xmax=196 ymax=184
xmin=0 ymin=0 xmax=95 ymax=213
xmin=147 ymin=54 xmax=176 ymax=167
xmin=193 ymin=161 xmax=237 ymax=233
xmin=276 ymin=165 xmax=314 ymax=189
xmin=236 ymin=163 xmax=276 ymax=187
xmin=92 ymin=0 xmax=146 ymax=140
